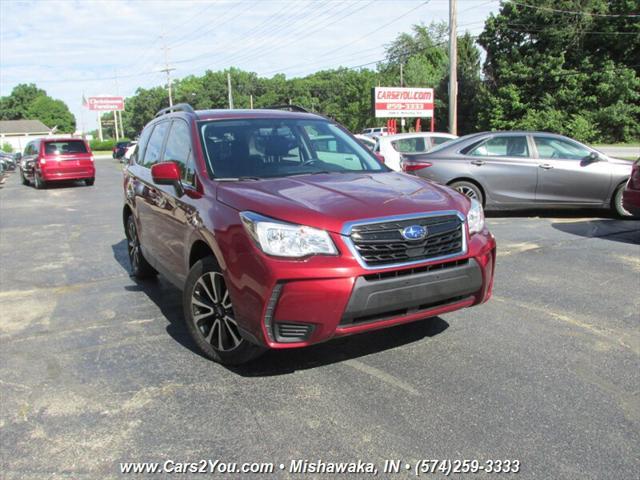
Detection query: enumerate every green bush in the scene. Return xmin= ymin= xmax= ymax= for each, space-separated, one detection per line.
xmin=2 ymin=142 xmax=13 ymax=153
xmin=89 ymin=139 xmax=129 ymax=151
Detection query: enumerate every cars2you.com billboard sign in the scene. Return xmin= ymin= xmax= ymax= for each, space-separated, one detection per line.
xmin=373 ymin=87 xmax=434 ymax=118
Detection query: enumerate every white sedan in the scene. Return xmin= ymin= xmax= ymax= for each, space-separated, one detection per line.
xmin=374 ymin=132 xmax=457 ymax=171
xmin=354 ymin=134 xmax=376 ymax=151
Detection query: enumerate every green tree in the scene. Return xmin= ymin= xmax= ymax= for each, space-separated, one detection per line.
xmin=2 ymin=142 xmax=13 ymax=153
xmin=478 ymin=0 xmax=640 ymax=142
xmin=0 ymin=83 xmax=46 ymax=119
xmin=26 ymin=96 xmax=75 ymax=133
xmin=0 ymin=83 xmax=76 ymax=133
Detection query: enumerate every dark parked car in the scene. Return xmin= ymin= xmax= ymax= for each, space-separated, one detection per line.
xmin=622 ymin=158 xmax=640 ymax=217
xmin=401 ymin=132 xmax=634 ymax=217
xmin=113 ymin=141 xmax=131 ymax=159
xmin=20 ymin=138 xmax=95 ymax=188
xmin=122 ymin=104 xmax=496 ymax=365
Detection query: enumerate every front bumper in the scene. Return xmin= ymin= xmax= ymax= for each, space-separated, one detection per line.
xmin=225 ymin=223 xmax=496 ymax=349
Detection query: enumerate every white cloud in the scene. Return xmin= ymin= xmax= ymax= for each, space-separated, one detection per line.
xmin=0 ymin=0 xmax=499 ymax=131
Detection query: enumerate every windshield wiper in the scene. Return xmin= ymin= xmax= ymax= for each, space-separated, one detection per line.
xmin=215 ymin=176 xmax=262 ymax=181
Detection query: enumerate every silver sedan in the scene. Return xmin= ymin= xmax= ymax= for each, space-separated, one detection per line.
xmin=401 ymin=131 xmax=636 ymax=217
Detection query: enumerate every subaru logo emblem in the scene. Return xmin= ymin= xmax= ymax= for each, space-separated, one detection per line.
xmin=401 ymin=225 xmax=427 ymax=240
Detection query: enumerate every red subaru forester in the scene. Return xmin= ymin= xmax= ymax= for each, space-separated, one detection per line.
xmin=122 ymin=104 xmax=496 ymax=365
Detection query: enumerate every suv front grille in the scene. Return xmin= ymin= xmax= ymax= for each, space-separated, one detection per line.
xmin=349 ymin=214 xmax=464 ymax=267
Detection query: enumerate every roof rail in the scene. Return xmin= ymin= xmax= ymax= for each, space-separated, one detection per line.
xmin=263 ymin=104 xmax=309 ymax=113
xmin=155 ymin=103 xmax=195 ymax=118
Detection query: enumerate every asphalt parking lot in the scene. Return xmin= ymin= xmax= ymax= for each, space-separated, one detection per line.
xmin=1 ymin=158 xmax=638 ymax=479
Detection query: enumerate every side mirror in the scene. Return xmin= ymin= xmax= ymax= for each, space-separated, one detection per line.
xmin=151 ymin=161 xmax=183 ymax=196
xmin=586 ymin=151 xmax=600 ymax=163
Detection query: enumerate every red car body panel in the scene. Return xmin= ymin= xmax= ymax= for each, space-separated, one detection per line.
xmin=36 ymin=138 xmax=95 ymax=182
xmin=123 ymin=110 xmax=496 ymax=350
xmin=622 ymin=159 xmax=640 ymax=216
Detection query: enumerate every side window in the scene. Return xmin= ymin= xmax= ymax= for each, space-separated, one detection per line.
xmin=469 ymin=136 xmax=529 ymax=158
xmin=304 ymin=126 xmax=363 ymax=170
xmin=23 ymin=143 xmax=31 ymax=155
xmin=391 ymin=137 xmax=426 ymax=153
xmin=163 ymin=120 xmax=193 ymax=178
xmin=534 ymin=136 xmax=590 ymax=160
xmin=432 ymin=136 xmax=451 ymax=146
xmin=136 ymin=125 xmax=154 ymax=165
xmin=142 ymin=121 xmax=169 ymax=168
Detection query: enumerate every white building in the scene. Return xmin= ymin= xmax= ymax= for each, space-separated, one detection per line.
xmin=0 ymin=120 xmax=53 ymax=152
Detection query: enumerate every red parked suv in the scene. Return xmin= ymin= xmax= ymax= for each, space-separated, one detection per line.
xmin=20 ymin=138 xmax=95 ymax=188
xmin=622 ymin=158 xmax=640 ymax=217
xmin=123 ymin=104 xmax=496 ymax=365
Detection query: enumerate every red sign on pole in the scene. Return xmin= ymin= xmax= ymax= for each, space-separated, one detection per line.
xmin=86 ymin=96 xmax=124 ymax=111
xmin=373 ymin=87 xmax=434 ymax=118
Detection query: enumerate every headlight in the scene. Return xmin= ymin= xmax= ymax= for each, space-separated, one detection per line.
xmin=240 ymin=212 xmax=337 ymax=258
xmin=467 ymin=199 xmax=485 ymax=234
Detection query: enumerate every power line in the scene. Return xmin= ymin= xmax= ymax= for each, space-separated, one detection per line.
xmin=504 ymin=24 xmax=640 ymax=35
xmin=502 ymin=1 xmax=640 ymax=18
xmin=239 ymin=0 xmax=428 ymax=77
xmin=193 ymin=0 xmax=352 ymax=72
xmin=173 ymin=0 xmax=332 ymax=68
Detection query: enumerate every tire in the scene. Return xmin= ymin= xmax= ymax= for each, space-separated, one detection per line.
xmin=183 ymin=256 xmax=265 ymax=365
xmin=450 ymin=180 xmax=484 ymax=206
xmin=612 ymin=183 xmax=636 ymax=219
xmin=20 ymin=170 xmax=29 ymax=186
xmin=85 ymin=178 xmax=95 ymax=186
xmin=34 ymin=172 xmax=46 ymax=189
xmin=125 ymin=215 xmax=157 ymax=278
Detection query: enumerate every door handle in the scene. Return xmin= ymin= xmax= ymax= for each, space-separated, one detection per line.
xmin=539 ymin=163 xmax=554 ymax=170
xmin=470 ymin=160 xmax=485 ymax=166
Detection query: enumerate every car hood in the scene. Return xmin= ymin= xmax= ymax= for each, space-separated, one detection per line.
xmin=216 ymin=172 xmax=468 ymax=233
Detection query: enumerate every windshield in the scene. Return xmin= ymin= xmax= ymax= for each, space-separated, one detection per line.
xmin=44 ymin=140 xmax=87 ymax=155
xmin=199 ymin=118 xmax=387 ymax=179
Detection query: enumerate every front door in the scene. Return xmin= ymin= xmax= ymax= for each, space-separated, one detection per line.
xmin=532 ymin=135 xmax=610 ymax=205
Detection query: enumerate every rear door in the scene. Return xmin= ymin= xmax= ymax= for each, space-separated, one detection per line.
xmin=42 ymin=140 xmax=92 ymax=175
xmin=464 ymin=134 xmax=538 ymax=205
xmin=130 ymin=121 xmax=171 ymax=267
xmin=153 ymin=119 xmax=197 ymax=281
xmin=532 ymin=135 xmax=610 ymax=204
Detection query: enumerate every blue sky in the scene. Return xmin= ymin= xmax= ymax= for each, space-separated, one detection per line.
xmin=0 ymin=0 xmax=500 ymax=131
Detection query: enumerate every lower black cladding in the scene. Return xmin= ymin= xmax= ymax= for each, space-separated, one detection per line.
xmin=341 ymin=258 xmax=483 ymax=326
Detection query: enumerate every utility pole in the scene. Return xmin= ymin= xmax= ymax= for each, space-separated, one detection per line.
xmin=227 ymin=72 xmax=234 ymax=109
xmin=114 ymin=70 xmax=124 ymax=139
xmin=250 ymin=94 xmax=254 ymax=109
xmin=400 ymin=63 xmax=405 ymax=132
xmin=160 ymin=37 xmax=175 ymax=107
xmin=97 ymin=113 xmax=103 ymax=141
xmin=448 ymin=0 xmax=458 ymax=135
xmin=114 ymin=110 xmax=119 ymax=140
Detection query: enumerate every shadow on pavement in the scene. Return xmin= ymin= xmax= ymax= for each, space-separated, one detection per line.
xmin=111 ymin=239 xmax=449 ymax=376
xmin=229 ymin=317 xmax=449 ymax=377
xmin=551 ymin=219 xmax=640 ymax=245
